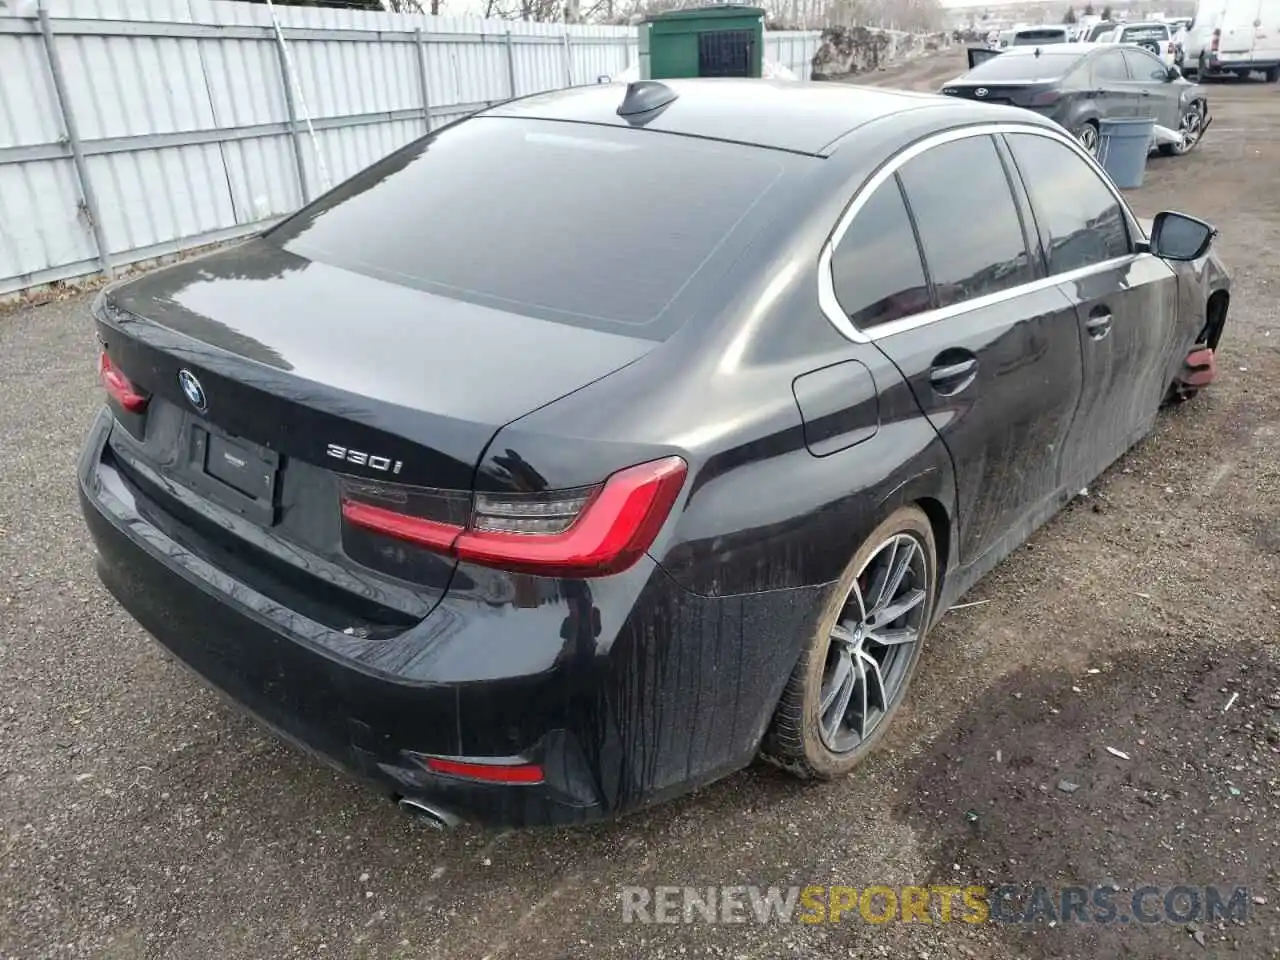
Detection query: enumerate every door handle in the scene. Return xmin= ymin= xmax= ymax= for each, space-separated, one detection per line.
xmin=1086 ymin=311 xmax=1113 ymax=340
xmin=929 ymin=354 xmax=978 ymax=396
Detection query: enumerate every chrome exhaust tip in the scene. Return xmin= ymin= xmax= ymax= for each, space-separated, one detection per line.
xmin=397 ymin=796 xmax=463 ymax=830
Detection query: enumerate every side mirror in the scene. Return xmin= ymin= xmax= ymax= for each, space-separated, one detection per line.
xmin=1150 ymin=211 xmax=1215 ymax=261
xmin=596 ymin=74 xmax=612 ymax=84
xmin=1165 ymin=65 xmax=1181 ymax=81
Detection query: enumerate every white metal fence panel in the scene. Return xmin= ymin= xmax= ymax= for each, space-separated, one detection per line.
xmin=765 ymin=30 xmax=821 ymax=78
xmin=0 ymin=0 xmax=818 ymax=297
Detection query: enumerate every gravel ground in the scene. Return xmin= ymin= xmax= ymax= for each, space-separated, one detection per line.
xmin=2 ymin=52 xmax=1278 ymax=960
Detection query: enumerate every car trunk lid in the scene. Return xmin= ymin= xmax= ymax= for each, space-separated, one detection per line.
xmin=95 ymin=239 xmax=655 ymax=628
xmin=103 ymin=238 xmax=654 ymax=484
xmin=940 ymin=81 xmax=1061 ymax=108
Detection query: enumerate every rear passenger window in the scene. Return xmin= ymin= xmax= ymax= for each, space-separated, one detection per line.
xmin=1122 ymin=48 xmax=1169 ymax=80
xmin=1005 ymin=133 xmax=1131 ymax=274
xmin=1093 ymin=51 xmax=1130 ymax=80
xmin=897 ymin=136 xmax=1035 ymax=309
xmin=830 ymin=177 xmax=932 ymax=330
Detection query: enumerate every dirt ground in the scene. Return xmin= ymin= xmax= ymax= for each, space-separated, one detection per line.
xmin=1 ymin=50 xmax=1278 ymax=960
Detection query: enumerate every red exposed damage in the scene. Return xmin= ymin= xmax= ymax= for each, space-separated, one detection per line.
xmin=1174 ymin=345 xmax=1218 ymax=397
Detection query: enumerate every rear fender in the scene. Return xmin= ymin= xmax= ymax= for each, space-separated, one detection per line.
xmin=872 ymin=461 xmax=959 ymax=625
xmin=1062 ymin=104 xmax=1100 ymax=130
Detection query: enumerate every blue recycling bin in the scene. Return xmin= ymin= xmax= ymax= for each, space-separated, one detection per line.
xmin=1097 ymin=117 xmax=1156 ymax=189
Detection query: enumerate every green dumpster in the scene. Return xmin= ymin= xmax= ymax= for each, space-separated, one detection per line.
xmin=639 ymin=5 xmax=766 ymax=80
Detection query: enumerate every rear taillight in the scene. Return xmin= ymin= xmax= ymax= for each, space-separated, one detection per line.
xmin=1028 ymin=89 xmax=1061 ymax=106
xmin=1167 ymin=41 xmax=1175 ymax=54
xmin=98 ymin=351 xmax=148 ymax=412
xmin=340 ymin=455 xmax=687 ymax=578
xmin=1211 ymin=28 xmax=1220 ymax=52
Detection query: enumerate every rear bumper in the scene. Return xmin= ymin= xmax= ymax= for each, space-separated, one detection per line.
xmin=1200 ymin=54 xmax=1280 ymax=72
xmin=79 ymin=410 xmax=824 ymax=826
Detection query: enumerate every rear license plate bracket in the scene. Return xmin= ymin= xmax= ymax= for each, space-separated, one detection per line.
xmin=185 ymin=421 xmax=280 ymax=526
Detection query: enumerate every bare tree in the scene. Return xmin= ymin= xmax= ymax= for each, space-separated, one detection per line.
xmin=469 ymin=0 xmax=940 ymax=28
xmin=481 ymin=0 xmax=564 ymax=19
xmin=819 ymin=0 xmax=943 ymax=31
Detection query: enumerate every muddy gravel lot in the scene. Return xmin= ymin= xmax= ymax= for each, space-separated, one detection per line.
xmin=2 ymin=51 xmax=1278 ymax=960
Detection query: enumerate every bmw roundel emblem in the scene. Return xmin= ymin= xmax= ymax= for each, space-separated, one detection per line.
xmin=178 ymin=369 xmax=207 ymax=413
xmin=975 ymin=87 xmax=989 ymax=97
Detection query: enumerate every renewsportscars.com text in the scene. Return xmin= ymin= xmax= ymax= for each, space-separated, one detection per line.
xmin=620 ymin=884 xmax=1251 ymax=925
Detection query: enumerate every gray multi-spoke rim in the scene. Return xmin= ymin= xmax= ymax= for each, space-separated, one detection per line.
xmin=818 ymin=533 xmax=928 ymax=754
xmin=1176 ymin=103 xmax=1203 ymax=153
xmin=1077 ymin=124 xmax=1099 ymax=156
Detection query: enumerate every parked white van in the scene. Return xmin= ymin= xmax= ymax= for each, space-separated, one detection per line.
xmin=1183 ymin=0 xmax=1280 ymax=80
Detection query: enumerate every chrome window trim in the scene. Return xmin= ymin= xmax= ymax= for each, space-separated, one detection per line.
xmin=818 ymin=121 xmax=1146 ymax=344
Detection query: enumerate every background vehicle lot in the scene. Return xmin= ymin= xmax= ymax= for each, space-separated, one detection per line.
xmin=2 ymin=52 xmax=1278 ymax=960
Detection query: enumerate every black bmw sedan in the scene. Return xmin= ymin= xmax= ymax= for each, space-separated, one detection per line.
xmin=79 ymin=79 xmax=1230 ymax=828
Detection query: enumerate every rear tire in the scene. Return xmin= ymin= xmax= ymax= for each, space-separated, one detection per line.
xmin=761 ymin=507 xmax=937 ymax=780
xmin=1074 ymin=120 xmax=1100 ymax=157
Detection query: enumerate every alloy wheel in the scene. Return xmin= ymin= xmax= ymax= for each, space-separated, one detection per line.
xmin=1175 ymin=102 xmax=1204 ymax=154
xmin=1077 ymin=124 xmax=1099 ymax=156
xmin=818 ymin=533 xmax=928 ymax=753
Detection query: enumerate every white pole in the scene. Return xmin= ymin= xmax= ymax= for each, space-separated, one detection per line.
xmin=264 ymin=0 xmax=333 ymax=194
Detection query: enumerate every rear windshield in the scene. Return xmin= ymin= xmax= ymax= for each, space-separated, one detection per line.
xmin=268 ymin=117 xmax=787 ymax=336
xmin=1120 ymin=24 xmax=1170 ymax=41
xmin=964 ymin=51 xmax=1084 ymax=79
xmin=1086 ymin=23 xmax=1116 ymax=40
xmin=1012 ymin=29 xmax=1068 ymax=44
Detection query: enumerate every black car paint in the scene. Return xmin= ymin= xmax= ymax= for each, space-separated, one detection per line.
xmin=944 ymin=45 xmax=1207 ymax=139
xmin=79 ymin=81 xmax=1230 ymax=827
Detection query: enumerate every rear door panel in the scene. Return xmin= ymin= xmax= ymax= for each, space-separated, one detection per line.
xmin=1090 ymin=49 xmax=1138 ymax=119
xmin=874 ymin=289 xmax=1083 ymax=568
xmin=1219 ymin=0 xmax=1262 ymax=54
xmin=1259 ymin=0 xmax=1280 ymax=61
xmin=864 ymin=134 xmax=1084 ymax=569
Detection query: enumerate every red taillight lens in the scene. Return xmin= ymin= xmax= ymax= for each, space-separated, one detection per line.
xmin=340 ymin=455 xmax=687 ymax=578
xmin=1028 ymin=89 xmax=1061 ymax=106
xmin=420 ymin=757 xmax=545 ymax=784
xmin=1211 ymin=28 xmax=1220 ymax=52
xmin=98 ymin=351 xmax=148 ymax=412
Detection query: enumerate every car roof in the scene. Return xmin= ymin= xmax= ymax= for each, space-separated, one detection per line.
xmin=484 ymin=79 xmax=1028 ymax=157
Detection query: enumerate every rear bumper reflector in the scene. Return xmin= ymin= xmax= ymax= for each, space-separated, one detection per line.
xmin=420 ymin=756 xmax=546 ymax=784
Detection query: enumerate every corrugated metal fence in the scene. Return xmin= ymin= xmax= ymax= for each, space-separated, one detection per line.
xmin=0 ymin=0 xmax=822 ymax=297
